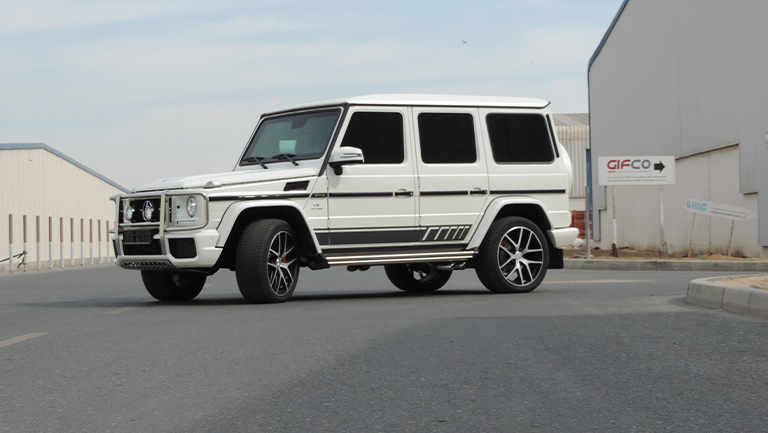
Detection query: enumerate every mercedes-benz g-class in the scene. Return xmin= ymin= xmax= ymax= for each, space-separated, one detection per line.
xmin=112 ymin=95 xmax=578 ymax=303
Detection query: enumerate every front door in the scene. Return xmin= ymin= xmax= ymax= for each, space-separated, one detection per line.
xmin=325 ymin=107 xmax=418 ymax=249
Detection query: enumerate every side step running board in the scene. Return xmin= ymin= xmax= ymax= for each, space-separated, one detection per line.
xmin=325 ymin=250 xmax=475 ymax=267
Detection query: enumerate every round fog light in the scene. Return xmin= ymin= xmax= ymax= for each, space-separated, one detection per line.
xmin=186 ymin=196 xmax=197 ymax=217
xmin=142 ymin=201 xmax=155 ymax=221
xmin=124 ymin=206 xmax=134 ymax=221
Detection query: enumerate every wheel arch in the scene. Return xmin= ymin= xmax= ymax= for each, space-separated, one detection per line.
xmin=468 ymin=198 xmax=563 ymax=269
xmin=214 ymin=201 xmax=322 ymax=270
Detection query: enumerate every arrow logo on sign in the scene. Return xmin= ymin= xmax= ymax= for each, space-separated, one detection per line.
xmin=654 ymin=161 xmax=665 ymax=172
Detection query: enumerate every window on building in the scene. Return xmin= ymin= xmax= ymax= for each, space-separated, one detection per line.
xmin=418 ymin=113 xmax=477 ymax=164
xmin=340 ymin=112 xmax=404 ymax=164
xmin=486 ymin=113 xmax=555 ymax=163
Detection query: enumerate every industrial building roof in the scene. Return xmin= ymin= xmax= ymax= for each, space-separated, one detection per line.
xmin=553 ymin=113 xmax=589 ymax=127
xmin=0 ymin=142 xmax=128 ymax=192
xmin=589 ymin=0 xmax=630 ymax=70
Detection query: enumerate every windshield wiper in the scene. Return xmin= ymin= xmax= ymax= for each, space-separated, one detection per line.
xmin=271 ymin=153 xmax=299 ymax=166
xmin=242 ymin=156 xmax=268 ymax=169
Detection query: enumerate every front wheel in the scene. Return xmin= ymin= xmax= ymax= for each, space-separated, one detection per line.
xmin=141 ymin=271 xmax=206 ymax=301
xmin=384 ymin=263 xmax=452 ymax=293
xmin=475 ymin=217 xmax=549 ymax=293
xmin=236 ymin=219 xmax=300 ymax=303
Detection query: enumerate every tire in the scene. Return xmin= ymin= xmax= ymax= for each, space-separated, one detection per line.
xmin=141 ymin=271 xmax=206 ymax=301
xmin=384 ymin=263 xmax=452 ymax=293
xmin=236 ymin=219 xmax=299 ymax=303
xmin=475 ymin=217 xmax=549 ymax=293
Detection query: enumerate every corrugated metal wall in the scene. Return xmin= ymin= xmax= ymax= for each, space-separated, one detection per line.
xmin=589 ymin=0 xmax=768 ymax=252
xmin=1 ymin=147 xmax=124 ymax=271
xmin=555 ymin=122 xmax=589 ymax=200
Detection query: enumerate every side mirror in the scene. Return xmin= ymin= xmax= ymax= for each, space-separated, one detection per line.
xmin=328 ymin=147 xmax=364 ymax=175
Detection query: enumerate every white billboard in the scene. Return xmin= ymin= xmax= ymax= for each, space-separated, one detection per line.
xmin=598 ymin=156 xmax=675 ymax=186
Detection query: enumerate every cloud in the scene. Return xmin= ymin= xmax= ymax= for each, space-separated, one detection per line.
xmin=66 ymin=101 xmax=262 ymax=188
xmin=0 ymin=1 xmax=619 ymax=188
xmin=519 ymin=26 xmax=606 ymax=69
xmin=0 ymin=0 xmax=226 ymax=34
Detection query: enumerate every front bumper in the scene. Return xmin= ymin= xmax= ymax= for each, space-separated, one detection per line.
xmin=116 ymin=229 xmax=223 ymax=271
xmin=113 ymin=190 xmax=222 ymax=271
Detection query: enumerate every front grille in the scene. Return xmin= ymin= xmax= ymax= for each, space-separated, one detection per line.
xmin=121 ymin=228 xmax=162 ymax=256
xmin=169 ymin=238 xmax=197 ymax=259
xmin=123 ymin=229 xmax=154 ymax=244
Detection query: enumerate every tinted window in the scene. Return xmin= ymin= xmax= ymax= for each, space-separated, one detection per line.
xmin=340 ymin=112 xmax=404 ymax=164
xmin=418 ymin=113 xmax=477 ymax=164
xmin=241 ymin=109 xmax=340 ymax=165
xmin=486 ymin=113 xmax=555 ymax=163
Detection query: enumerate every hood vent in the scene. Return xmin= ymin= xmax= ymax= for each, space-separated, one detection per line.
xmin=284 ymin=180 xmax=310 ymax=191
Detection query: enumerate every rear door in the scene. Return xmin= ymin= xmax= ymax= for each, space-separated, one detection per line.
xmin=412 ymin=107 xmax=489 ymax=245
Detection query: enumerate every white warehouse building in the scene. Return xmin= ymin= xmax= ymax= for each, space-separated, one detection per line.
xmin=1 ymin=143 xmax=128 ymax=272
xmin=588 ymin=0 xmax=768 ymax=257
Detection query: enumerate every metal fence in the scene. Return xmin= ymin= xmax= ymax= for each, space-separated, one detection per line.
xmin=2 ymin=214 xmax=113 ymax=273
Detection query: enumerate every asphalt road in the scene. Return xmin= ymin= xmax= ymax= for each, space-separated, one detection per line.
xmin=1 ymin=265 xmax=767 ymax=432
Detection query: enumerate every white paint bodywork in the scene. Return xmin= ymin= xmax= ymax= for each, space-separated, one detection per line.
xmin=114 ymin=94 xmax=577 ymax=270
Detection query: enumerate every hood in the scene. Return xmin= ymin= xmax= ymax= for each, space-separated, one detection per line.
xmin=132 ymin=167 xmax=319 ymax=192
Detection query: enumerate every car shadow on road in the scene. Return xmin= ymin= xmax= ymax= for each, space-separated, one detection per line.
xmin=13 ymin=288 xmax=493 ymax=309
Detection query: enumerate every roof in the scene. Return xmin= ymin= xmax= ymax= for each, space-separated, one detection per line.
xmin=0 ymin=142 xmax=129 ymax=192
xmin=589 ymin=0 xmax=631 ymax=70
xmin=553 ymin=113 xmax=589 ymax=127
xmin=265 ymin=94 xmax=551 ymax=116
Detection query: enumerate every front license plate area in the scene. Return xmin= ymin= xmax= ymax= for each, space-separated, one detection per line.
xmin=123 ymin=230 xmax=154 ymax=245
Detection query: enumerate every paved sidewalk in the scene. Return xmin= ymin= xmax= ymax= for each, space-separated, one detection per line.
xmin=564 ymin=258 xmax=768 ymax=272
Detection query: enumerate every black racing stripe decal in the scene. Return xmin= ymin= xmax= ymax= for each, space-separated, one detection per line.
xmin=316 ymin=229 xmax=420 ymax=245
xmin=420 ymin=191 xmax=469 ymax=196
xmin=490 ymin=189 xmax=566 ymax=195
xmin=209 ymin=193 xmax=311 ymax=202
xmin=420 ymin=225 xmax=471 ymax=242
xmin=328 ymin=192 xmax=394 ymax=198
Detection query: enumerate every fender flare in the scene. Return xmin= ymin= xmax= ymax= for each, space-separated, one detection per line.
xmin=466 ymin=197 xmax=553 ymax=250
xmin=216 ymin=200 xmax=322 ymax=255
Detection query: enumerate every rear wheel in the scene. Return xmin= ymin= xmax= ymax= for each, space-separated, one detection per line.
xmin=141 ymin=271 xmax=206 ymax=301
xmin=475 ymin=217 xmax=549 ymax=293
xmin=384 ymin=263 xmax=452 ymax=293
xmin=236 ymin=219 xmax=299 ymax=303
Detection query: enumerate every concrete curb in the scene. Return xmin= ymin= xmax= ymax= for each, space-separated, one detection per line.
xmin=687 ymin=276 xmax=768 ymax=320
xmin=564 ymin=259 xmax=768 ymax=272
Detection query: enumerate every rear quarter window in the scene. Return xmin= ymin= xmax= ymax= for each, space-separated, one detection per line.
xmin=486 ymin=113 xmax=555 ymax=164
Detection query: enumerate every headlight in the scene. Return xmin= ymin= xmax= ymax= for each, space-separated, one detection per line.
xmin=168 ymin=193 xmax=207 ymax=230
xmin=142 ymin=200 xmax=155 ymax=221
xmin=186 ymin=196 xmax=198 ymax=217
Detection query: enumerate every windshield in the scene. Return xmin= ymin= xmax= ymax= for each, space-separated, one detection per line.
xmin=240 ymin=109 xmax=341 ymax=167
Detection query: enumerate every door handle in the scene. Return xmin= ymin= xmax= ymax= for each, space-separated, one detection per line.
xmin=395 ymin=190 xmax=413 ymax=197
xmin=469 ymin=188 xmax=488 ymax=195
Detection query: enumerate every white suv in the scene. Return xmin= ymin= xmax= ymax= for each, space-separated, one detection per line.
xmin=112 ymin=95 xmax=578 ymax=303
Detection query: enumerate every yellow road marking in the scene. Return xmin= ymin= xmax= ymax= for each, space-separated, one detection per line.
xmin=547 ymin=280 xmax=650 ymax=284
xmin=0 ymin=332 xmax=48 ymax=349
xmin=106 ymin=304 xmax=142 ymax=315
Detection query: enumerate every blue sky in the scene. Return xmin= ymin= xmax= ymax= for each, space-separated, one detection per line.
xmin=1 ymin=0 xmax=623 ymax=189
